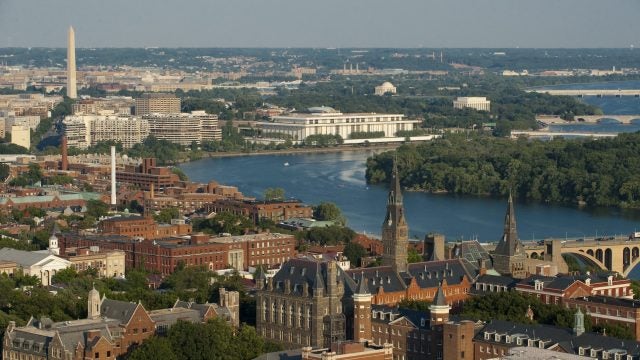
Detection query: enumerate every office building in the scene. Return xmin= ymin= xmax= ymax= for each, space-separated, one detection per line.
xmin=134 ymin=93 xmax=180 ymax=115
xmin=145 ymin=111 xmax=221 ymax=146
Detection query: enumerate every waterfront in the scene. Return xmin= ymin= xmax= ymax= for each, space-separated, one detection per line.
xmin=179 ymin=150 xmax=640 ymax=243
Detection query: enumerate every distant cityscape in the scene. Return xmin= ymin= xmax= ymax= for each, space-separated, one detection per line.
xmin=1 ymin=22 xmax=640 ymax=360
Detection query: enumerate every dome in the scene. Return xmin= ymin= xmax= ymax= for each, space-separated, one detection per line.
xmin=381 ymin=81 xmax=394 ymax=87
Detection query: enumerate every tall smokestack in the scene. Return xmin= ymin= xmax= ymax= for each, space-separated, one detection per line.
xmin=67 ymin=26 xmax=77 ymax=99
xmin=110 ymin=146 xmax=116 ymax=206
xmin=60 ymin=136 xmax=68 ymax=171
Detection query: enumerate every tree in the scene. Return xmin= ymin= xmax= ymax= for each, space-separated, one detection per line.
xmin=313 ymin=202 xmax=346 ymax=225
xmin=263 ymin=187 xmax=285 ymax=201
xmin=0 ymin=164 xmax=9 ymax=182
xmin=171 ymin=167 xmax=189 ymax=182
xmin=343 ymin=242 xmax=366 ymax=267
xmin=85 ymin=199 xmax=109 ymax=219
xmin=407 ymin=248 xmax=422 ymax=263
xmin=127 ymin=337 xmax=177 ymax=360
xmin=154 ymin=207 xmax=180 ymax=224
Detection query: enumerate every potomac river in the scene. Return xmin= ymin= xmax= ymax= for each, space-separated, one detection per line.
xmin=179 ymin=150 xmax=640 ymax=243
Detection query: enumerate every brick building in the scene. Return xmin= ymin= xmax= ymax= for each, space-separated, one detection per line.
xmin=3 ymin=287 xmax=238 ymax=360
xmin=59 ymin=231 xmax=295 ymax=275
xmin=97 ymin=215 xmax=192 ymax=240
xmin=116 ymin=158 xmax=180 ymax=191
xmin=204 ymin=198 xmax=313 ymax=224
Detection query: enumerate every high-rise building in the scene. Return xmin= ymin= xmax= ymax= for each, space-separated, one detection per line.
xmin=66 ymin=26 xmax=77 ymax=99
xmin=144 ymin=111 xmax=221 ymax=145
xmin=381 ymin=158 xmax=408 ymax=273
xmin=62 ymin=114 xmax=150 ymax=149
xmin=135 ymin=93 xmax=181 ymax=115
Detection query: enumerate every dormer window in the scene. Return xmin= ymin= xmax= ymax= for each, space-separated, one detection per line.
xmin=484 ymin=332 xmax=491 ymax=340
xmin=534 ymin=280 xmax=543 ymax=291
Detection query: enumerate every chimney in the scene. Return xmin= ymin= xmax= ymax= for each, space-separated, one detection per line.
xmin=110 ymin=146 xmax=116 ymax=206
xmin=60 ymin=136 xmax=68 ymax=171
xmin=86 ymin=329 xmax=101 ymax=342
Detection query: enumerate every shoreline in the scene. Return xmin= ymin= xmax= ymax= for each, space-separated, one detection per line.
xmin=183 ymin=143 xmax=403 ymax=161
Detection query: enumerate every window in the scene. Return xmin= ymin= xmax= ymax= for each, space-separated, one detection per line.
xmin=95 ymin=353 xmax=100 ymax=358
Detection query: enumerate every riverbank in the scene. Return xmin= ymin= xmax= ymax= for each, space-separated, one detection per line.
xmin=189 ymin=143 xmax=402 ymax=160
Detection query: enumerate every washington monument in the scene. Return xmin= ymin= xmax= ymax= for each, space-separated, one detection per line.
xmin=66 ymin=26 xmax=77 ymax=99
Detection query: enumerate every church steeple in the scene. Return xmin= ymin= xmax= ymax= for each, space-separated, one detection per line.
xmin=495 ymin=191 xmax=523 ymax=257
xmin=492 ymin=191 xmax=527 ymax=278
xmin=381 ymin=155 xmax=409 ymax=273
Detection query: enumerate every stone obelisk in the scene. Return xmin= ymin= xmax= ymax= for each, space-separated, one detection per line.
xmin=67 ymin=26 xmax=77 ymax=99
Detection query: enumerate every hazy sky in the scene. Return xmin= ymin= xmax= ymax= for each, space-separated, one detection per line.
xmin=0 ymin=0 xmax=638 ymax=48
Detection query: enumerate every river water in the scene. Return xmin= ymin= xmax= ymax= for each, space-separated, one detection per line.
xmin=180 ymin=151 xmax=640 ymax=243
xmin=181 ymin=80 xmax=640 ymax=276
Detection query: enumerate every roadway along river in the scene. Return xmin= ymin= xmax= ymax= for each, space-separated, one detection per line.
xmin=179 ymin=150 xmax=640 ymax=243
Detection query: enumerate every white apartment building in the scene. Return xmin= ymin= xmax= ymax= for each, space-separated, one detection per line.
xmin=62 ymin=114 xmax=150 ymax=149
xmin=261 ymin=107 xmax=419 ymax=141
xmin=144 ymin=111 xmax=221 ymax=146
xmin=453 ymin=97 xmax=491 ymax=112
xmin=10 ymin=125 xmax=30 ymax=149
xmin=3 ymin=115 xmax=41 ymax=133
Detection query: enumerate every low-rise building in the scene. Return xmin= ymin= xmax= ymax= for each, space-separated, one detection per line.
xmin=98 ymin=215 xmax=192 ymax=240
xmin=0 ymin=248 xmax=71 ymax=286
xmin=204 ymin=198 xmax=313 ymax=224
xmin=261 ymin=108 xmax=419 ymax=142
xmin=374 ymin=82 xmax=396 ymax=96
xmin=453 ymin=97 xmax=491 ymax=112
xmin=63 ymin=247 xmax=126 ymax=278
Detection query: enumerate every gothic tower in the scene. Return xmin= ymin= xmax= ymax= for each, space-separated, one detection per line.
xmin=353 ymin=273 xmax=372 ymax=342
xmin=429 ymin=284 xmax=450 ymax=326
xmin=381 ymin=157 xmax=409 ymax=273
xmin=492 ymin=192 xmax=527 ymax=278
xmin=87 ymin=285 xmax=101 ymax=320
xmin=573 ymin=307 xmax=585 ymax=336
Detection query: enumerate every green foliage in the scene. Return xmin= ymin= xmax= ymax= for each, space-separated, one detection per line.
xmin=263 ymin=187 xmax=285 ymax=201
xmin=171 ymin=167 xmax=189 ymax=181
xmin=0 ymin=143 xmax=29 ymax=155
xmin=407 ymin=248 xmax=422 ymax=263
xmin=396 ymin=129 xmax=433 ymax=137
xmin=85 ymin=199 xmax=109 ymax=219
xmin=127 ymin=337 xmax=177 ymax=360
xmin=10 ymin=163 xmax=43 ymax=186
xmin=167 ymin=318 xmax=281 ymax=360
xmin=303 ymin=134 xmax=343 ymax=147
xmin=461 ymin=291 xmax=598 ymax=333
xmin=0 ymin=164 xmax=10 ymax=181
xmin=154 ymin=207 xmax=181 ymax=224
xmin=343 ymin=242 xmax=366 ymax=267
xmin=398 ymin=298 xmax=432 ymax=311
xmin=193 ymin=212 xmax=254 ymax=235
xmin=296 ymin=226 xmax=356 ymax=246
xmin=349 ymin=131 xmax=385 ymax=139
xmin=366 ymin=133 xmax=640 ymax=208
xmin=312 ymin=202 xmax=346 ymax=225
xmin=127 ymin=136 xmax=187 ymax=165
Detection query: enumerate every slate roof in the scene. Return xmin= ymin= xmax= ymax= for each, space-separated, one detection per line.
xmin=477 ymin=319 xmax=640 ymax=357
xmin=450 ymin=240 xmax=493 ymax=268
xmin=346 ymin=266 xmax=407 ymax=294
xmin=174 ymin=300 xmax=217 ymax=320
xmin=517 ymin=274 xmax=587 ymax=291
xmin=100 ymin=299 xmax=139 ymax=324
xmin=252 ymin=349 xmax=302 ymax=360
xmin=475 ymin=274 xmax=519 ymax=287
xmin=270 ymin=257 xmax=356 ymax=297
xmin=371 ymin=304 xmax=431 ymax=330
xmin=405 ymin=259 xmax=474 ymax=288
xmin=433 ymin=286 xmax=447 ymax=306
xmin=0 ymin=248 xmax=68 ymax=267
xmin=149 ymin=307 xmax=201 ymax=325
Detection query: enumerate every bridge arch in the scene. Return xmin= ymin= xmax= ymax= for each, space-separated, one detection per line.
xmin=605 ymin=248 xmax=613 ymax=270
xmin=633 ymin=247 xmax=639 ymax=260
xmin=587 ymin=249 xmax=594 ymax=257
xmin=595 ymin=249 xmax=603 ymax=262
xmin=560 ymin=249 xmax=607 ymax=271
xmin=624 ymin=247 xmax=631 ymax=267
xmin=623 ymin=256 xmax=640 ymax=278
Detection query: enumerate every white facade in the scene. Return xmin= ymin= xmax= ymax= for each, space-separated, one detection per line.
xmin=144 ymin=111 xmax=222 ymax=146
xmin=0 ymin=248 xmax=71 ymax=286
xmin=10 ymin=125 xmax=30 ymax=149
xmin=261 ymin=110 xmax=419 ymax=141
xmin=4 ymin=116 xmax=41 ymax=132
xmin=63 ymin=114 xmax=150 ymax=149
xmin=453 ymin=97 xmax=490 ymax=112
xmin=374 ymin=82 xmax=397 ymax=96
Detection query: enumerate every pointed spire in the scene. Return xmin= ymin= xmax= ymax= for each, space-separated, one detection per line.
xmin=433 ymin=284 xmax=447 ymax=306
xmin=356 ymin=272 xmax=370 ymax=295
xmin=388 ymin=154 xmax=403 ymax=205
xmin=313 ymin=263 xmax=325 ymax=291
xmin=495 ymin=189 xmax=521 ymax=256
